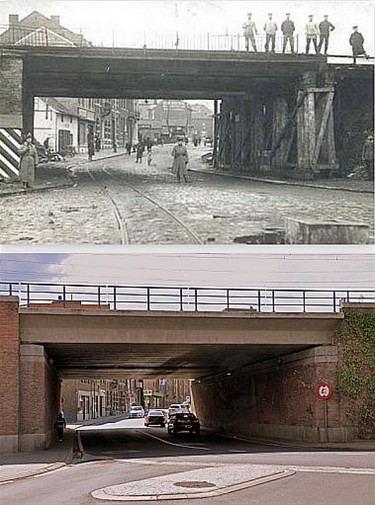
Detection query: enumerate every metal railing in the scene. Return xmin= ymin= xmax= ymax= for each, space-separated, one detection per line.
xmin=0 ymin=282 xmax=373 ymax=313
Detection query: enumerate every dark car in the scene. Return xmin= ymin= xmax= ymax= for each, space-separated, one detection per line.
xmin=144 ymin=409 xmax=166 ymax=427
xmin=167 ymin=412 xmax=200 ymax=435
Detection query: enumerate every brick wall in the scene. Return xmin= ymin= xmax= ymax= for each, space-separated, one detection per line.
xmin=0 ymin=297 xmax=20 ymax=452
xmin=0 ymin=57 xmax=24 ymax=127
xmin=19 ymin=344 xmax=60 ymax=451
xmin=192 ymin=346 xmax=352 ymax=443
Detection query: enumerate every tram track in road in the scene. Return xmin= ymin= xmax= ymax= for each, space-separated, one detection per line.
xmin=87 ymin=163 xmax=204 ymax=244
xmin=85 ymin=166 xmax=130 ymax=245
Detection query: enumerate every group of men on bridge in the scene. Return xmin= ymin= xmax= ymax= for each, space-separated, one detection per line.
xmin=243 ymin=12 xmax=369 ymax=58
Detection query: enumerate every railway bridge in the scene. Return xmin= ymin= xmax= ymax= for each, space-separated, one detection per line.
xmin=0 ymin=45 xmax=373 ymax=179
xmin=0 ymin=284 xmax=373 ymax=452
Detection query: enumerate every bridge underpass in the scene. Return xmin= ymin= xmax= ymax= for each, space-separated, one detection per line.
xmin=4 ymin=295 xmax=373 ymax=452
xmin=0 ymin=45 xmax=373 ymax=180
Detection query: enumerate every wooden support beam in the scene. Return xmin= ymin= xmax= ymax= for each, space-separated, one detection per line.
xmin=312 ymin=92 xmax=334 ymax=165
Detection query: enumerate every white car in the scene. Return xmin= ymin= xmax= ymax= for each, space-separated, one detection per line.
xmin=129 ymin=405 xmax=145 ymax=418
xmin=168 ymin=403 xmax=189 ymax=417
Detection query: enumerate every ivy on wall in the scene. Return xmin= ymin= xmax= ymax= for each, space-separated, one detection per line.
xmin=335 ymin=308 xmax=375 ymax=438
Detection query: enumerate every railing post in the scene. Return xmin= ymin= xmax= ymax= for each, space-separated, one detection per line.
xmin=63 ymin=285 xmax=66 ymax=303
xmin=296 ymin=34 xmax=299 ymax=54
xmin=179 ymin=288 xmax=183 ymax=311
xmin=207 ymin=32 xmax=210 ymax=51
xmin=9 ymin=283 xmax=12 ymax=296
xmin=303 ymin=291 xmax=306 ymax=312
xmin=226 ymin=289 xmax=230 ymax=310
xmin=98 ymin=286 xmax=101 ymax=307
xmin=257 ymin=290 xmax=261 ymax=311
xmin=26 ymin=284 xmax=30 ymax=307
xmin=194 ymin=289 xmax=198 ymax=312
xmin=333 ymin=291 xmax=336 ymax=312
xmin=147 ymin=288 xmax=151 ymax=310
xmin=113 ymin=286 xmax=117 ymax=310
xmin=272 ymin=290 xmax=275 ymax=312
xmin=346 ymin=291 xmax=350 ymax=302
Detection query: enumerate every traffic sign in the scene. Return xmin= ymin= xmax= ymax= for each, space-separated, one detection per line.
xmin=317 ymin=383 xmax=333 ymax=399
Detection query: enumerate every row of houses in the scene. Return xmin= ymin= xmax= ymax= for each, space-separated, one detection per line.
xmin=62 ymin=377 xmax=191 ymax=422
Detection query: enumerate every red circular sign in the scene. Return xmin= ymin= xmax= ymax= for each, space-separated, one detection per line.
xmin=317 ymin=383 xmax=333 ymax=399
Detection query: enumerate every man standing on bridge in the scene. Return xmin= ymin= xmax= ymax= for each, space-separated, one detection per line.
xmin=349 ymin=26 xmax=369 ymax=59
xmin=264 ymin=13 xmax=278 ymax=53
xmin=318 ymin=15 xmax=335 ymax=55
xmin=281 ymin=13 xmax=295 ymax=54
xmin=305 ymin=15 xmax=319 ymax=54
xmin=242 ymin=12 xmax=258 ymax=52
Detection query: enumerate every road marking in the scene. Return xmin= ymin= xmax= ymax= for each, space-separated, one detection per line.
xmin=137 ymin=430 xmax=211 ymax=451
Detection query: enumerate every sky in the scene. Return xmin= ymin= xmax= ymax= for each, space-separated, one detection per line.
xmin=0 ymin=0 xmax=373 ymax=54
xmin=0 ymin=247 xmax=374 ymax=290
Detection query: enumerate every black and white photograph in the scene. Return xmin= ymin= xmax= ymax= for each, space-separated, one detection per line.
xmin=0 ymin=0 xmax=373 ymax=244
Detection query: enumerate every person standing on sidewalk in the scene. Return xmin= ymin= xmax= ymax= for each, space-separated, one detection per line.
xmin=281 ymin=13 xmax=295 ymax=54
xmin=264 ymin=13 xmax=278 ymax=53
xmin=171 ymin=137 xmax=189 ymax=183
xmin=318 ymin=15 xmax=335 ymax=55
xmin=87 ymin=131 xmax=95 ymax=162
xmin=305 ymin=15 xmax=319 ymax=54
xmin=54 ymin=413 xmax=66 ymax=442
xmin=242 ymin=12 xmax=258 ymax=52
xmin=19 ymin=132 xmax=38 ymax=188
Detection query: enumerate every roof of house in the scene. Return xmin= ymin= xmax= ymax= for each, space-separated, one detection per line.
xmin=0 ymin=11 xmax=91 ymax=47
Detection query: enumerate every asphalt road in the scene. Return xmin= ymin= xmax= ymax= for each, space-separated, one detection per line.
xmin=1 ymin=146 xmax=373 ymax=244
xmin=1 ymin=418 xmax=374 ymax=505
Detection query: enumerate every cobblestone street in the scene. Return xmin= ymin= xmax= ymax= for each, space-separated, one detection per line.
xmin=0 ymin=146 xmax=373 ymax=244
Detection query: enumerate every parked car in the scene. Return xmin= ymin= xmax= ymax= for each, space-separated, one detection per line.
xmin=129 ymin=405 xmax=145 ymax=418
xmin=144 ymin=409 xmax=166 ymax=427
xmin=168 ymin=403 xmax=189 ymax=417
xmin=167 ymin=412 xmax=200 ymax=435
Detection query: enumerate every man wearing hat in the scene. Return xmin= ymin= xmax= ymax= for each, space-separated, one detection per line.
xmin=281 ymin=13 xmax=295 ymax=54
xmin=242 ymin=12 xmax=258 ymax=52
xmin=305 ymin=14 xmax=319 ymax=54
xmin=349 ymin=26 xmax=369 ymax=58
xmin=263 ymin=13 xmax=278 ymax=53
xmin=318 ymin=15 xmax=335 ymax=54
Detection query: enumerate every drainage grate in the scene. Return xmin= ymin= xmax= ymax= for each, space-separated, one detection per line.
xmin=173 ymin=480 xmax=216 ymax=489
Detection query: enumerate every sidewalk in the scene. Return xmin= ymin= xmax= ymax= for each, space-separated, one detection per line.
xmin=0 ymin=148 xmax=128 ymax=198
xmin=0 ymin=417 xmax=373 ymax=485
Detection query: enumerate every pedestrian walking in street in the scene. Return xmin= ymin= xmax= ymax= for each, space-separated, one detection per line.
xmin=54 ymin=412 xmax=66 ymax=442
xmin=125 ymin=140 xmax=132 ymax=156
xmin=281 ymin=13 xmax=295 ymax=53
xmin=171 ymin=137 xmax=189 ymax=183
xmin=264 ymin=13 xmax=277 ymax=53
xmin=87 ymin=131 xmax=95 ymax=161
xmin=136 ymin=141 xmax=145 ymax=163
xmin=147 ymin=150 xmax=152 ymax=166
xmin=305 ymin=15 xmax=319 ymax=54
xmin=18 ymin=132 xmax=38 ymax=188
xmin=349 ymin=26 xmax=369 ymax=59
xmin=318 ymin=15 xmax=335 ymax=54
xmin=95 ymin=134 xmax=101 ymax=152
xmin=242 ymin=12 xmax=258 ymax=52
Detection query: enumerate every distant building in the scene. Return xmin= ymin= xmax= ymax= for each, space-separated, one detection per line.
xmin=137 ymin=100 xmax=193 ymax=143
xmin=190 ymin=103 xmax=214 ymax=140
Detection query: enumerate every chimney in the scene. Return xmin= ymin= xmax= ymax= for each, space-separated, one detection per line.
xmin=50 ymin=15 xmax=60 ymax=25
xmin=9 ymin=14 xmax=19 ymax=26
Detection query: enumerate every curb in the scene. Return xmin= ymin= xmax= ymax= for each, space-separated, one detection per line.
xmin=190 ymin=167 xmax=374 ymax=194
xmin=92 ymin=469 xmax=295 ymax=501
